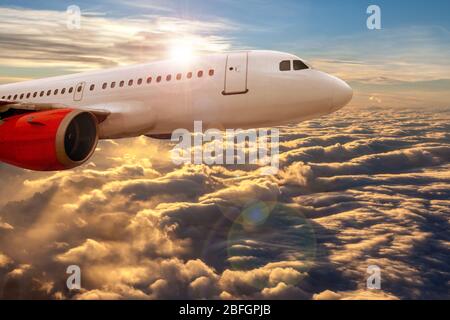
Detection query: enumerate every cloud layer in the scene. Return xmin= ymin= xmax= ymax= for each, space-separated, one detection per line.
xmin=0 ymin=105 xmax=449 ymax=300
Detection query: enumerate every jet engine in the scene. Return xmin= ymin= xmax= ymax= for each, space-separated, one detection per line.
xmin=0 ymin=109 xmax=98 ymax=171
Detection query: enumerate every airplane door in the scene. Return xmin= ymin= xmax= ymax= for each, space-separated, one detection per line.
xmin=223 ymin=52 xmax=248 ymax=95
xmin=73 ymin=82 xmax=85 ymax=101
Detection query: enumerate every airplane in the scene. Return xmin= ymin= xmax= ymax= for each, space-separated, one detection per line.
xmin=0 ymin=50 xmax=352 ymax=171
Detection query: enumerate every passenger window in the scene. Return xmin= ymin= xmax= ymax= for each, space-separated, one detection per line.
xmin=198 ymin=70 xmax=203 ymax=78
xmin=1 ymin=96 xmax=4 ymax=99
xmin=8 ymin=95 xmax=11 ymax=100
xmin=147 ymin=77 xmax=152 ymax=84
xmin=176 ymin=73 xmax=182 ymax=80
xmin=111 ymin=82 xmax=116 ymax=88
xmin=90 ymin=84 xmax=95 ymax=91
xmin=128 ymin=80 xmax=133 ymax=86
xmin=77 ymin=86 xmax=82 ymax=93
xmin=187 ymin=72 xmax=192 ymax=79
xmin=69 ymin=87 xmax=74 ymax=93
xmin=209 ymin=69 xmax=214 ymax=76
xmin=166 ymin=75 xmax=172 ymax=81
xmin=54 ymin=89 xmax=58 ymax=95
xmin=13 ymin=94 xmax=18 ymax=100
xmin=26 ymin=93 xmax=31 ymax=98
xmin=102 ymin=83 xmax=107 ymax=89
xmin=157 ymin=76 xmax=162 ymax=83
xmin=20 ymin=94 xmax=24 ymax=99
xmin=40 ymin=91 xmax=44 ymax=97
xmin=137 ymin=78 xmax=143 ymax=85
xmin=293 ymin=60 xmax=309 ymax=70
xmin=47 ymin=90 xmax=51 ymax=96
xmin=61 ymin=89 xmax=66 ymax=94
xmin=120 ymin=81 xmax=125 ymax=87
xmin=280 ymin=60 xmax=291 ymax=71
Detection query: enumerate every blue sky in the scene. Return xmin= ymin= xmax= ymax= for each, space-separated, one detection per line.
xmin=0 ymin=0 xmax=449 ymax=107
xmin=3 ymin=0 xmax=450 ymax=32
xmin=2 ymin=0 xmax=450 ymax=53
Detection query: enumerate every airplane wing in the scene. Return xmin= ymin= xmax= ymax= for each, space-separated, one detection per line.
xmin=0 ymin=100 xmax=110 ymax=123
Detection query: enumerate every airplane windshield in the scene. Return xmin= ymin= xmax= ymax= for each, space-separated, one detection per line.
xmin=293 ymin=60 xmax=309 ymax=70
xmin=279 ymin=60 xmax=309 ymax=71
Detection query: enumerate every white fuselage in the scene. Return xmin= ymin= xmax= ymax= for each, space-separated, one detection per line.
xmin=0 ymin=50 xmax=353 ymax=139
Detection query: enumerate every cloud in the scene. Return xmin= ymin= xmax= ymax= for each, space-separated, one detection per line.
xmin=0 ymin=106 xmax=449 ymax=299
xmin=56 ymin=239 xmax=111 ymax=264
xmin=0 ymin=253 xmax=12 ymax=268
xmin=302 ymin=27 xmax=450 ymax=83
xmin=0 ymin=6 xmax=235 ymax=79
xmin=313 ymin=289 xmax=399 ymax=300
xmin=219 ymin=263 xmax=309 ymax=299
xmin=292 ymin=26 xmax=450 ymax=108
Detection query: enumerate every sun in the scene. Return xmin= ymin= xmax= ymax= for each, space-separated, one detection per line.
xmin=169 ymin=41 xmax=195 ymax=61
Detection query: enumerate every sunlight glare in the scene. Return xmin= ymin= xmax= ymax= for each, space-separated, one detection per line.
xmin=169 ymin=40 xmax=195 ymax=61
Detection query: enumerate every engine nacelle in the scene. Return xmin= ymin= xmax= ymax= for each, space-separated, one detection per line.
xmin=0 ymin=109 xmax=98 ymax=171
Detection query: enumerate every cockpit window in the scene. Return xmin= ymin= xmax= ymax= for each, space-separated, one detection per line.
xmin=279 ymin=60 xmax=291 ymax=71
xmin=293 ymin=60 xmax=309 ymax=70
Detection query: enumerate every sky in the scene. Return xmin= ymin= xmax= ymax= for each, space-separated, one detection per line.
xmin=0 ymin=0 xmax=450 ymax=107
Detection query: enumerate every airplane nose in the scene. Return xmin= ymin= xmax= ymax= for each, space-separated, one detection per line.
xmin=331 ymin=78 xmax=353 ymax=110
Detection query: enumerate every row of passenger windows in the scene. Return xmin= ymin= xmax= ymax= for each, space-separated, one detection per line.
xmin=279 ymin=60 xmax=309 ymax=71
xmin=88 ymin=69 xmax=214 ymax=92
xmin=1 ymin=69 xmax=215 ymax=101
xmin=2 ymin=87 xmax=77 ymax=100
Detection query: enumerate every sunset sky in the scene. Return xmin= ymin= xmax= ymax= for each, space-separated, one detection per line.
xmin=0 ymin=1 xmax=449 ymax=300
xmin=1 ymin=0 xmax=449 ymax=107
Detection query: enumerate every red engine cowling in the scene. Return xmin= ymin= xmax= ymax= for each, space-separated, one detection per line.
xmin=0 ymin=109 xmax=98 ymax=171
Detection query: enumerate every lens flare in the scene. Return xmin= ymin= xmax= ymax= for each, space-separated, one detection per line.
xmin=227 ymin=202 xmax=317 ymax=273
